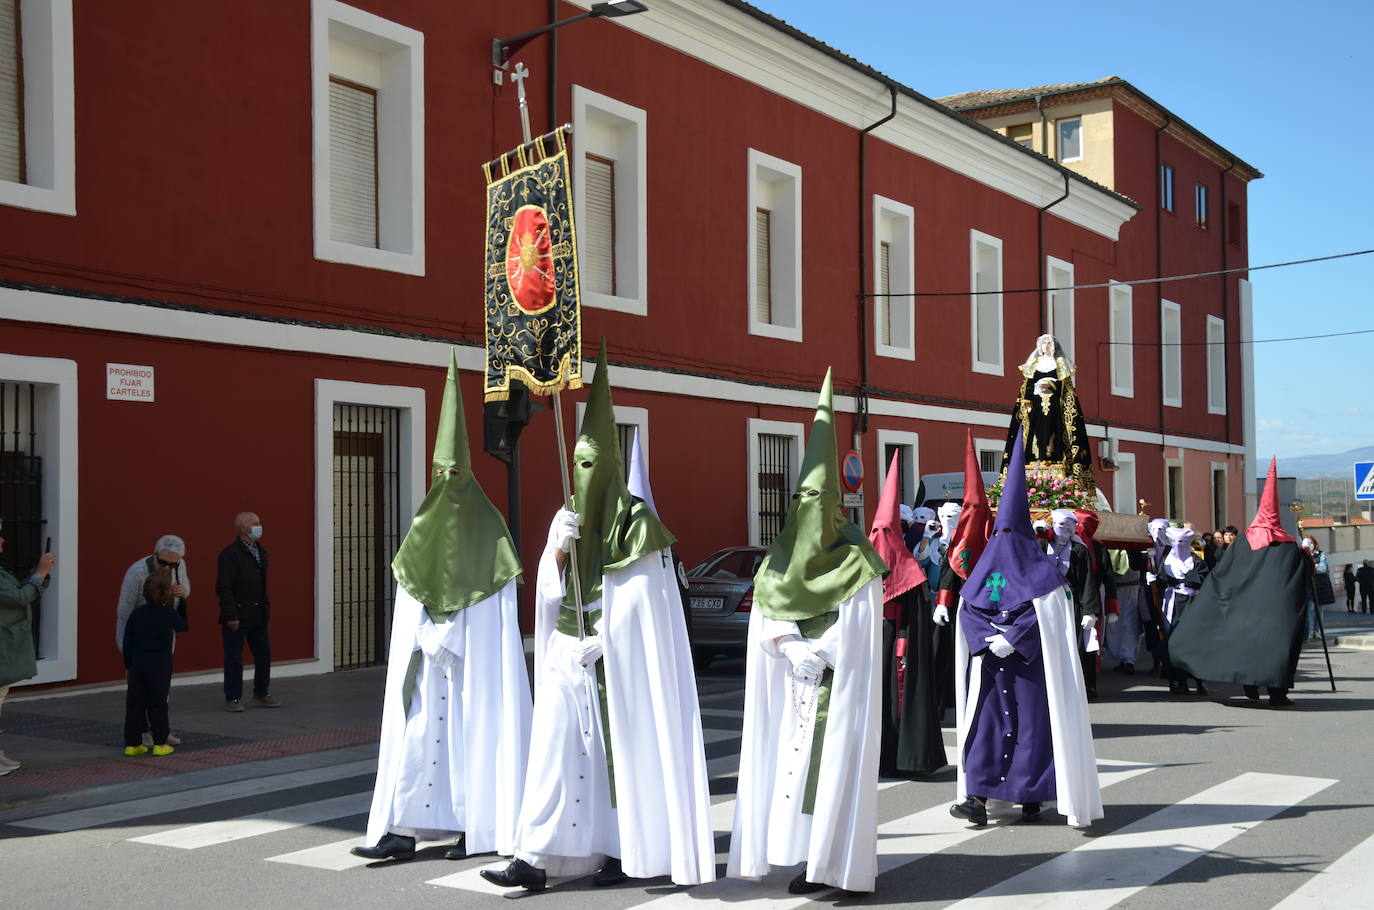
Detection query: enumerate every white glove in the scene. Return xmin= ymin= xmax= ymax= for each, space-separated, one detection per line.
xmin=1080 ymin=615 xmax=1097 ymax=631
xmin=1106 ymin=612 xmax=1120 ymax=624
xmin=571 ymin=635 xmax=603 ymax=669
xmin=932 ymin=605 xmax=950 ymax=626
xmin=984 ymin=634 xmax=1015 ymax=659
xmin=549 ymin=508 xmax=581 ymax=553
xmin=779 ymin=640 xmax=826 ymax=678
xmin=1145 ymin=571 xmax=1158 ymax=584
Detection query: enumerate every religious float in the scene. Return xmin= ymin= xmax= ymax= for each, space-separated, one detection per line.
xmin=991 ymin=334 xmax=1149 ymax=549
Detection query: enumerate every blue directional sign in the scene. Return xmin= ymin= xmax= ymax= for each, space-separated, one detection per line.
xmin=1356 ymin=462 xmax=1374 ymax=501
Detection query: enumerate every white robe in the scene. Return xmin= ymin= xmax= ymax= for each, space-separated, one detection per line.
xmin=364 ymin=581 xmax=532 ymax=852
xmin=953 ymin=586 xmax=1103 ymax=828
xmin=513 ymin=539 xmax=715 ymax=884
xmin=727 ymin=579 xmax=882 ymax=893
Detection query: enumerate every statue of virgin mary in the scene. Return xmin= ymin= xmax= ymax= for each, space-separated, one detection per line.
xmin=1002 ymin=334 xmax=1095 ymax=492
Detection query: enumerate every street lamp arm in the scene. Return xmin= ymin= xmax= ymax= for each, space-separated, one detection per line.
xmin=492 ymin=2 xmax=648 ymax=68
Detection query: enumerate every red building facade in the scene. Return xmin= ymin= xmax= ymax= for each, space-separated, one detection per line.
xmin=0 ymin=1 xmax=1254 ymax=692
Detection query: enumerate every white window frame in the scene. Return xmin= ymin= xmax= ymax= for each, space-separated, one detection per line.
xmin=747 ymin=418 xmax=803 ymax=546
xmin=1109 ymin=280 xmax=1134 ymax=398
xmin=1045 ymin=255 xmax=1075 ymax=362
xmin=875 ymin=429 xmax=919 ymax=504
xmin=1113 ymin=451 xmax=1137 ymax=517
xmin=747 ymin=148 xmax=803 ymax=342
xmin=974 ymin=436 xmax=1004 ymax=475
xmin=311 ymin=0 xmax=425 ymax=275
xmin=572 ymin=85 xmax=647 ymax=316
xmin=1056 ymin=115 xmax=1083 ymax=163
xmin=872 ymin=194 xmax=915 ymax=360
xmin=314 ymin=378 xmax=426 ymax=673
xmin=1160 ymin=298 xmax=1182 ymax=408
xmin=574 ymin=401 xmax=648 ymax=465
xmin=1206 ymin=314 xmax=1226 ymax=415
xmin=0 ymin=0 xmax=74 ymax=215
xmin=0 ymin=352 xmax=78 ymax=686
xmin=969 ymin=229 xmax=1004 ymax=375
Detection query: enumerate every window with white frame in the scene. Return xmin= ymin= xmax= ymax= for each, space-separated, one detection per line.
xmin=1109 ymin=281 xmax=1134 ymax=397
xmin=573 ymin=86 xmax=646 ymax=316
xmin=876 ymin=429 xmax=919 ymax=507
xmin=1045 ymin=256 xmax=1075 ymax=361
xmin=1056 ymin=116 xmax=1082 ymax=162
xmin=1166 ymin=459 xmax=1184 ymax=520
xmin=748 ymin=149 xmax=802 ymax=341
xmin=873 ymin=195 xmax=915 ymax=359
xmin=312 ymin=0 xmax=425 ymax=275
xmin=1211 ymin=461 xmax=1228 ymax=530
xmin=575 ymin=401 xmax=648 ymax=481
xmin=969 ymin=230 xmax=1004 ymax=375
xmin=1113 ymin=451 xmax=1137 ymax=516
xmin=0 ymin=0 xmax=74 ymax=215
xmin=1160 ymin=298 xmax=1182 ymax=407
xmin=1206 ymin=314 xmax=1226 ymax=414
xmin=748 ymin=418 xmax=803 ymax=546
xmin=1160 ymin=163 xmax=1175 ymax=213
xmin=975 ymin=438 xmax=1004 ymax=476
xmin=1195 ymin=183 xmax=1209 ymax=230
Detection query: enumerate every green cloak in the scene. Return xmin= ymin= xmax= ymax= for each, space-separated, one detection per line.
xmin=391 ymin=349 xmax=522 ymax=624
xmin=753 ymin=369 xmax=887 ymax=622
xmin=567 ymin=345 xmax=675 ymax=607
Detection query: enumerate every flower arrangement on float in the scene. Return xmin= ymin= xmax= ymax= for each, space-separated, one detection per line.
xmin=987 ymin=470 xmax=1096 ymax=511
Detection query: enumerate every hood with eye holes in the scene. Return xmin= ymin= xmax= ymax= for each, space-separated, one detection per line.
xmin=566 ymin=344 xmax=675 ymax=608
xmin=392 ymin=350 xmax=521 ymax=621
xmin=752 ymin=369 xmax=887 ymax=622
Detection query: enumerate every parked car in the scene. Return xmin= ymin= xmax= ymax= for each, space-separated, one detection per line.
xmin=686 ymin=546 xmax=766 ymax=666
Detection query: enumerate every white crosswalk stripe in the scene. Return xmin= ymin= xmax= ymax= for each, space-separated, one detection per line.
xmin=265 ymin=836 xmax=372 ymax=871
xmin=944 ymin=772 xmax=1337 ymax=909
xmin=1270 ymin=830 xmax=1374 ymax=909
xmin=9 ymin=759 xmax=377 ymax=833
xmin=127 ymin=791 xmax=371 ymax=849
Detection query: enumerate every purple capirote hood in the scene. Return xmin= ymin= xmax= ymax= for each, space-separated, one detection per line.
xmin=962 ymin=431 xmax=1066 ymax=609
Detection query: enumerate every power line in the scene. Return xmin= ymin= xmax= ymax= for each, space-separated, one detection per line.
xmin=1101 ymin=327 xmax=1374 ymax=347
xmin=863 ymin=247 xmax=1374 ymax=298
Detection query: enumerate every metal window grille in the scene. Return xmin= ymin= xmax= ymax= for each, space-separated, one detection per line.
xmin=0 ymin=381 xmax=44 ymax=655
xmin=755 ymin=207 xmax=772 ymax=324
xmin=332 ymin=404 xmax=401 ymax=670
xmin=978 ymin=449 xmax=1001 ymax=475
xmin=614 ymin=422 xmax=637 ymax=482
xmin=756 ymin=433 xmax=793 ymax=546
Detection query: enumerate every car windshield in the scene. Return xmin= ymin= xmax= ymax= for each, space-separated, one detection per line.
xmin=691 ymin=549 xmax=763 ymax=579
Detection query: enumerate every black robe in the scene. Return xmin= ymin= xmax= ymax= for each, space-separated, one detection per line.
xmin=1167 ymin=538 xmax=1310 ymax=690
xmin=880 ymin=584 xmax=946 ymax=776
xmin=1002 ymin=366 xmax=1095 ymax=491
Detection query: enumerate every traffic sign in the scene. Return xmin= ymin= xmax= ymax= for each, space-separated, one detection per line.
xmin=1356 ymin=461 xmax=1374 ymax=501
xmin=840 ymin=450 xmax=863 ymax=492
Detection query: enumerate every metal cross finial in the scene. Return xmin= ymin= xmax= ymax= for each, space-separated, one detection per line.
xmin=510 ymin=63 xmax=533 ymax=143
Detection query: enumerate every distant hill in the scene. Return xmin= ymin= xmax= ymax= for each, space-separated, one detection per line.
xmin=1277 ymin=446 xmax=1374 ymax=479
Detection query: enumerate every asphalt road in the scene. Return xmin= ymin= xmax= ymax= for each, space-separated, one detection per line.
xmin=1 ymin=642 xmax=1370 ymax=910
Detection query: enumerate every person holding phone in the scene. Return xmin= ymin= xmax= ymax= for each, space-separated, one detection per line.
xmin=0 ymin=518 xmax=58 ymax=775
xmin=116 ymin=535 xmax=190 ymax=745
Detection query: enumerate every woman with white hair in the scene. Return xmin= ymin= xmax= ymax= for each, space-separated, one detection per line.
xmin=116 ymin=535 xmax=190 ymax=746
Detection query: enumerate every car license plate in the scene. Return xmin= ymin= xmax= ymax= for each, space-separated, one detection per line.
xmin=691 ymin=596 xmax=725 ymax=611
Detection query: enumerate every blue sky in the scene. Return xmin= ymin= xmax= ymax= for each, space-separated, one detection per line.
xmin=746 ymin=0 xmax=1373 ymax=461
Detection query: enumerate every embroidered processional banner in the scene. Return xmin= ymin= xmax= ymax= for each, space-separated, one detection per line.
xmin=482 ymin=126 xmax=583 ymax=402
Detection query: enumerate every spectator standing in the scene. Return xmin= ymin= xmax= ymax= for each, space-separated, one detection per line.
xmin=122 ymin=574 xmax=186 ymax=756
xmin=216 ymin=511 xmax=279 ymax=711
xmin=0 ymin=518 xmax=57 ymax=775
xmin=116 ymin=535 xmax=190 ymax=745
xmin=1357 ymin=560 xmax=1374 ymax=614
xmin=1343 ymin=564 xmax=1358 ymax=612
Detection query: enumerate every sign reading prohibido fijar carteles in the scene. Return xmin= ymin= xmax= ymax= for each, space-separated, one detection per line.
xmin=481 ymin=125 xmax=583 ymax=403
xmin=106 ymin=363 xmax=155 ymax=402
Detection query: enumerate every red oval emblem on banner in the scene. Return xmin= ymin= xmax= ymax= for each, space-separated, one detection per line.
xmin=506 ymin=205 xmax=557 ymax=313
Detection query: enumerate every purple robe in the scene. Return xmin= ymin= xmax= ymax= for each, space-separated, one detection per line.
xmin=959 ymin=596 xmax=1056 ymax=802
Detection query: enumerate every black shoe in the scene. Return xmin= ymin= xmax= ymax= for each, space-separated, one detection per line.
xmin=1194 ymin=682 xmax=1209 ymax=696
xmin=444 ymin=834 xmax=466 ymax=860
xmin=1242 ymin=685 xmax=1261 ymax=702
xmin=592 ymin=856 xmax=630 ymax=886
xmin=350 ymin=833 xmax=416 ymax=862
xmin=1120 ymin=663 xmax=1135 ymax=675
xmin=788 ymin=871 xmax=829 ymax=895
xmin=1021 ymin=802 xmax=1043 ymax=822
xmin=949 ymin=796 xmax=988 ymax=826
xmin=480 ymin=858 xmax=547 ymax=891
xmin=1269 ymin=696 xmax=1296 ymax=709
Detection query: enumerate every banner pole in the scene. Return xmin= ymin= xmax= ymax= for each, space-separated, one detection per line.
xmin=510 ymin=62 xmax=586 ymax=641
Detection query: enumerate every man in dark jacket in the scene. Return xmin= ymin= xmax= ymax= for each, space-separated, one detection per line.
xmin=1357 ymin=560 xmax=1374 ymax=614
xmin=215 ymin=511 xmax=279 ymax=711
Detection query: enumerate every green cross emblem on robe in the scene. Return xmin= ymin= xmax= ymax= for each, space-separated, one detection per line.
xmin=984 ymin=572 xmax=1007 ymax=602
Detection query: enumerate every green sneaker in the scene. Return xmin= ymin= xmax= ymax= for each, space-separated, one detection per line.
xmin=151 ymin=744 xmax=175 ymax=757
xmin=123 ymin=745 xmax=149 ymax=757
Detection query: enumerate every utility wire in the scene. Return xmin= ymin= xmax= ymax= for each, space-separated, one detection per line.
xmin=1104 ymin=327 xmax=1374 ymax=346
xmin=863 ymin=248 xmax=1374 ymax=297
